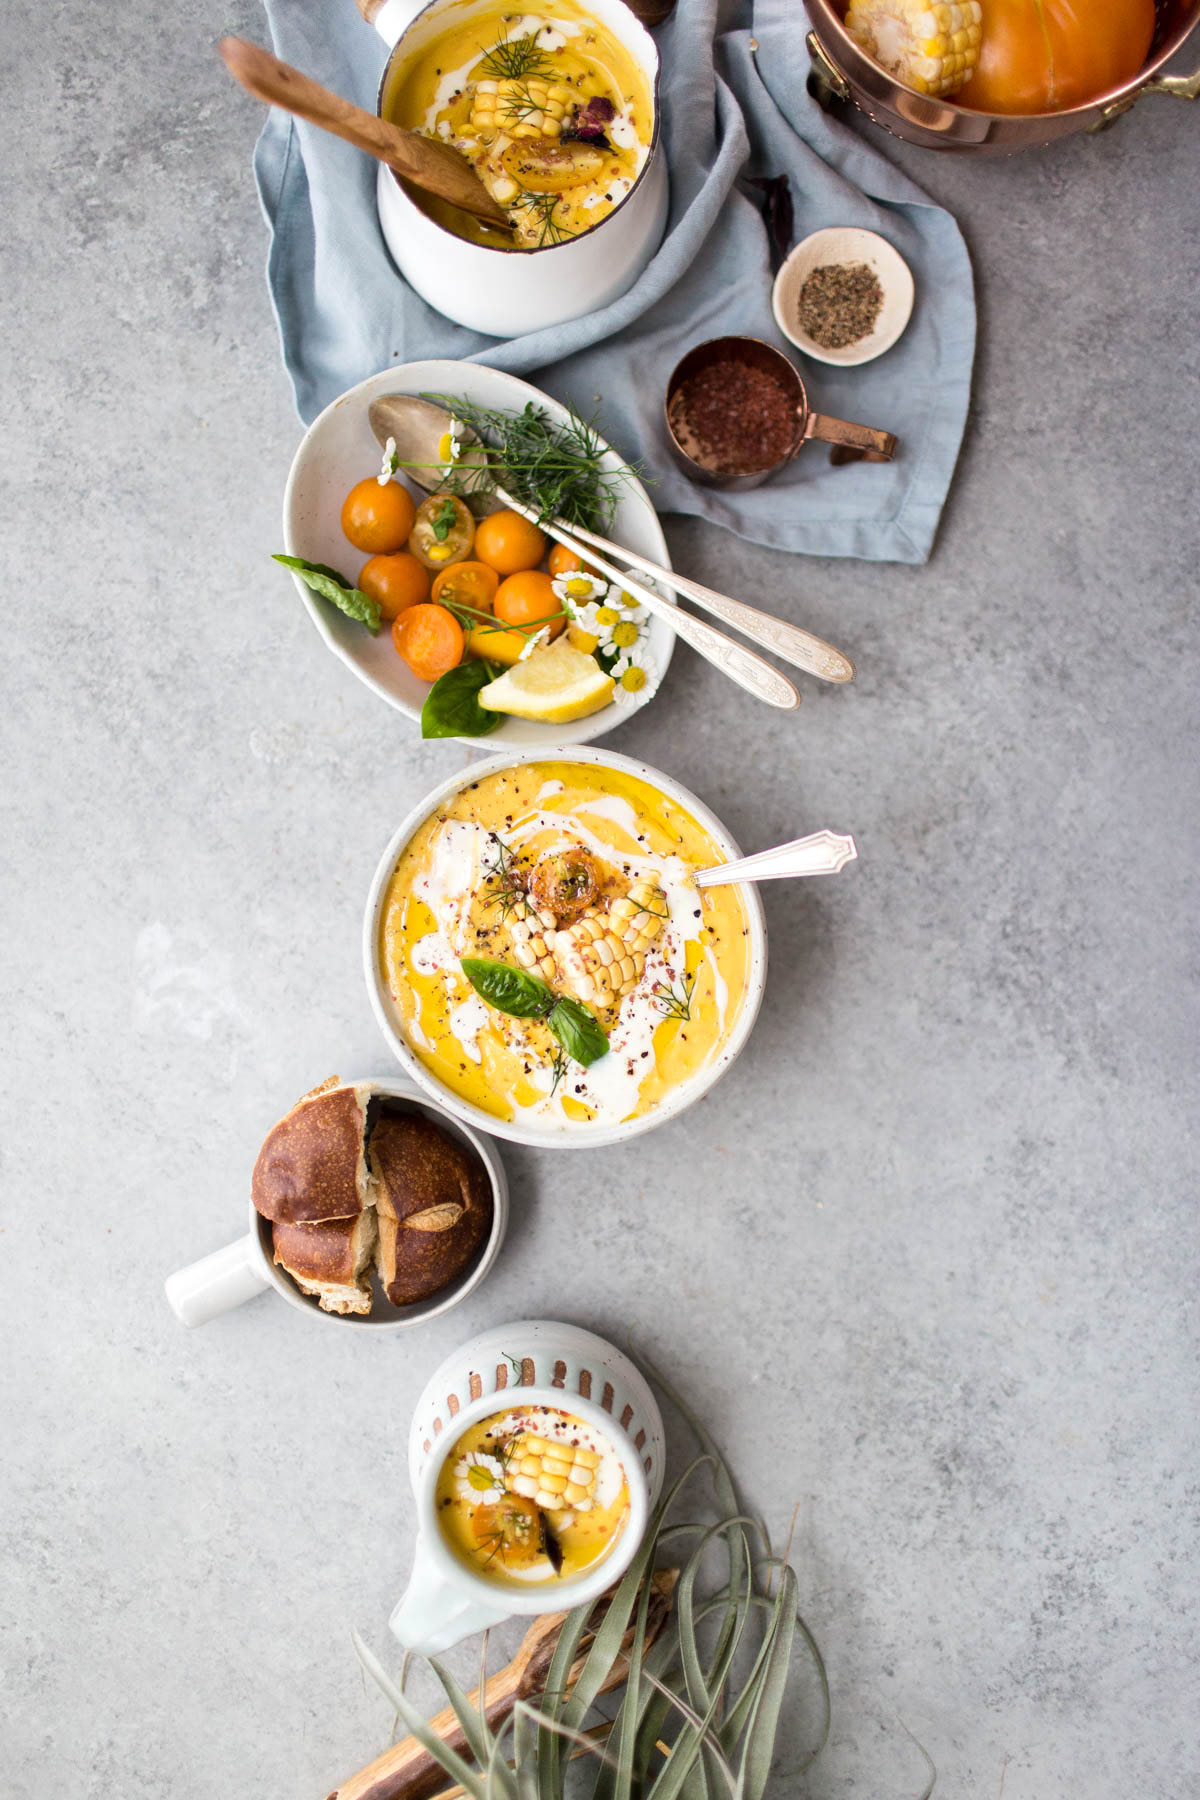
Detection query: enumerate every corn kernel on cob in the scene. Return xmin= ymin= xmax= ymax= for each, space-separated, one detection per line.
xmin=470 ymin=77 xmax=572 ymax=140
xmin=506 ymin=1433 xmax=600 ymax=1512
xmin=507 ymin=878 xmax=667 ymax=1006
xmin=844 ymin=0 xmax=981 ymax=98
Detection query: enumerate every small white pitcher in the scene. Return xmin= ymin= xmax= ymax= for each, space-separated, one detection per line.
xmin=391 ymin=1320 xmax=666 ymax=1652
xmin=356 ymin=0 xmax=669 ymax=336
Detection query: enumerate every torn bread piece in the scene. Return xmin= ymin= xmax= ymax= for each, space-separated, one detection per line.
xmin=251 ymin=1081 xmax=374 ymax=1225
xmin=271 ymin=1210 xmax=378 ymax=1316
xmin=370 ymin=1110 xmax=493 ymax=1307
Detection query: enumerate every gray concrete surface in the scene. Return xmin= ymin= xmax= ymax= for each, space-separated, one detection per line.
xmin=3 ymin=4 xmax=1198 ymax=1797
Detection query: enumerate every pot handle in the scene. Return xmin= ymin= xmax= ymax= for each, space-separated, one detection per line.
xmin=804 ymin=413 xmax=897 ymax=461
xmin=1091 ymin=64 xmax=1200 ymax=130
xmin=356 ymin=0 xmax=428 ymax=50
xmin=164 ymin=1232 xmax=273 ymax=1327
xmin=389 ymin=1536 xmax=514 ymax=1653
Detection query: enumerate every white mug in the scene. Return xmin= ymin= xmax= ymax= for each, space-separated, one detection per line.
xmin=391 ymin=1320 xmax=666 ymax=1652
xmin=163 ymin=1077 xmax=508 ymax=1331
xmin=360 ymin=0 xmax=669 ymax=337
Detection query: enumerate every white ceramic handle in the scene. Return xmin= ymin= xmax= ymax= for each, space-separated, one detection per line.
xmin=369 ymin=0 xmax=427 ymax=49
xmin=564 ymin=524 xmax=855 ymax=684
xmin=695 ymin=829 xmax=858 ymax=887
xmin=164 ymin=1233 xmax=273 ymax=1327
xmin=389 ymin=1535 xmax=513 ymax=1653
xmin=492 ymin=486 xmax=799 ymax=712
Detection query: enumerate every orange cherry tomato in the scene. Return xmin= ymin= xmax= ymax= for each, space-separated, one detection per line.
xmin=957 ymin=0 xmax=1155 ymax=114
xmin=341 ymin=478 xmax=417 ymax=554
xmin=547 ymin=543 xmax=584 ymax=579
xmin=430 ymin=560 xmax=500 ymax=617
xmin=392 ymin=603 xmax=465 ymax=682
xmin=358 ymin=552 xmax=430 ymax=621
xmin=474 ymin=509 xmax=547 ymax=576
xmin=493 ymin=570 xmax=564 ymax=640
xmin=469 ymin=1494 xmax=542 ymax=1569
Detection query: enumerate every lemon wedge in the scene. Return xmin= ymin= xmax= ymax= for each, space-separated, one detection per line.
xmin=478 ymin=638 xmax=615 ymax=723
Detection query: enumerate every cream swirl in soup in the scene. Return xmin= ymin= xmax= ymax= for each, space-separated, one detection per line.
xmin=378 ymin=762 xmax=752 ymax=1131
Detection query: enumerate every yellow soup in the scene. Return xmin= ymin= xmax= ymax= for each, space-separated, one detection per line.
xmin=379 ymin=761 xmax=753 ymax=1132
xmin=436 ymin=1404 xmax=630 ymax=1588
xmin=383 ymin=4 xmax=653 ymax=249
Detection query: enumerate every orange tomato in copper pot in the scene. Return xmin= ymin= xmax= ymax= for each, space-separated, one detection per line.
xmin=957 ymin=0 xmax=1156 ymax=114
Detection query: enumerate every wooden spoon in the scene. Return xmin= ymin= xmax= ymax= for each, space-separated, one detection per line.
xmin=217 ymin=38 xmax=511 ymax=230
xmin=326 ymin=1570 xmax=678 ymax=1800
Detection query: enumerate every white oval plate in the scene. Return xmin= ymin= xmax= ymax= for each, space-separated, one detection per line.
xmin=772 ymin=227 xmax=915 ymax=368
xmin=282 ymin=361 xmax=675 ymax=748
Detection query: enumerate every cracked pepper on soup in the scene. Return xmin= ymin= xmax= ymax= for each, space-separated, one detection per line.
xmin=437 ymin=1403 xmax=629 ymax=1587
xmin=378 ymin=762 xmax=753 ymax=1132
xmin=382 ymin=6 xmax=653 ymax=249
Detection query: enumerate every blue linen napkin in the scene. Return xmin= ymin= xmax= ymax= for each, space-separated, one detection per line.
xmin=254 ymin=0 xmax=975 ymax=563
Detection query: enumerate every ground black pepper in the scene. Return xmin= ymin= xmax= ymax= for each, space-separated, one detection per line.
xmin=797 ymin=261 xmax=883 ymax=349
xmin=668 ymin=360 xmax=797 ymax=475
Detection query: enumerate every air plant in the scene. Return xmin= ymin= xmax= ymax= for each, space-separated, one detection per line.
xmin=352 ymin=1367 xmax=834 ymax=1800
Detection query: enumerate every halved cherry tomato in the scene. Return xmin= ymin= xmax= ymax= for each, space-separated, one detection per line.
xmin=358 ymin=552 xmax=430 ymax=621
xmin=474 ymin=509 xmax=547 ymax=576
xmin=430 ymin=560 xmax=500 ymax=616
xmin=341 ymin=478 xmax=416 ymax=554
xmin=493 ymin=569 xmax=564 ymax=640
xmin=408 ymin=495 xmax=475 ymax=571
xmin=469 ymin=1494 xmax=542 ymax=1569
xmin=392 ymin=603 xmax=465 ymax=682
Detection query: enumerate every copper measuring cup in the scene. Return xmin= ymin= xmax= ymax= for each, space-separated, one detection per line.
xmin=664 ymin=335 xmax=897 ymax=492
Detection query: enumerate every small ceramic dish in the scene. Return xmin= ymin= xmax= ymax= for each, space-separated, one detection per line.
xmin=363 ymin=745 xmax=769 ymax=1152
xmin=772 ymin=227 xmax=914 ymax=367
xmin=282 ymin=361 xmax=675 ymax=748
xmin=163 ymin=1075 xmax=508 ymax=1330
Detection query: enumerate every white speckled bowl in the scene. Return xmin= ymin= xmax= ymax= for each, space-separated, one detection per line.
xmin=282 ymin=361 xmax=675 ymax=748
xmin=363 ymin=745 xmax=768 ymax=1151
xmin=772 ymin=227 xmax=915 ymax=367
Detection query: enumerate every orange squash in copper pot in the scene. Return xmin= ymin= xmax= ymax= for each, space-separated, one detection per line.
xmin=957 ymin=0 xmax=1156 ymax=114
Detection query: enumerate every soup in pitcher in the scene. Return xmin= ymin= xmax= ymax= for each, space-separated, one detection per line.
xmin=382 ymin=5 xmax=654 ymax=248
xmin=377 ymin=761 xmax=754 ymax=1133
xmin=436 ymin=1403 xmax=630 ymax=1587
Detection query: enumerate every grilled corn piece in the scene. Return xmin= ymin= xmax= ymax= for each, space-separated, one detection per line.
xmin=551 ymin=880 xmax=666 ymax=1006
xmin=470 ymin=77 xmax=572 ymax=140
xmin=844 ymin=0 xmax=982 ymax=98
xmin=509 ymin=899 xmax=559 ymax=982
xmin=507 ymin=1433 xmax=600 ymax=1513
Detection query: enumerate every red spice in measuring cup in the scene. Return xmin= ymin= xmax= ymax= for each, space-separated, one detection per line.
xmin=667 ymin=359 xmax=798 ymax=476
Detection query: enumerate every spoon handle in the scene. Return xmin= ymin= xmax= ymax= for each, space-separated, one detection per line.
xmin=217 ymin=38 xmax=510 ymax=227
xmin=563 ymin=524 xmax=854 ymax=684
xmin=694 ymin=830 xmax=858 ymax=888
xmin=493 ymin=487 xmax=800 ymax=712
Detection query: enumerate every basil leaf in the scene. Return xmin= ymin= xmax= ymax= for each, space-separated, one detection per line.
xmin=461 ymin=957 xmax=553 ymax=1020
xmin=547 ymin=996 xmax=609 ymax=1067
xmin=421 ymin=661 xmax=504 ymax=741
xmin=272 ymin=554 xmax=381 ymax=634
xmin=432 ymin=498 xmax=457 ymax=542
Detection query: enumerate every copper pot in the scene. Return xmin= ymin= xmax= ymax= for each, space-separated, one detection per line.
xmin=802 ymin=0 xmax=1200 ymax=153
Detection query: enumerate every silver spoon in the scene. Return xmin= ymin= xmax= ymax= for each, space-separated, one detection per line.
xmin=368 ymin=397 xmax=843 ymax=703
xmin=694 ymin=830 xmax=858 ymax=888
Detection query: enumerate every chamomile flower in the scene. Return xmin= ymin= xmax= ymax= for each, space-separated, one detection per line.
xmin=437 ymin=417 xmax=466 ymax=467
xmin=610 ymin=649 xmax=660 ymax=706
xmin=552 ymin=570 xmax=608 ymax=612
xmin=455 ymin=1451 xmax=506 ymax=1504
xmin=377 ymin=436 xmax=400 ymax=486
xmin=565 ymin=600 xmax=618 ymax=647
xmin=518 ymin=626 xmax=550 ymax=662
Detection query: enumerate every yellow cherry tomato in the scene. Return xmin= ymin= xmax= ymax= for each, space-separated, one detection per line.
xmin=474 ymin=510 xmax=547 ymax=576
xmin=357 ymin=552 xmax=430 ymax=621
xmin=341 ymin=478 xmax=417 ymax=554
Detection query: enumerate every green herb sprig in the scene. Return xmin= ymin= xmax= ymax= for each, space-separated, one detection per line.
xmin=420 ymin=395 xmax=645 ymax=533
xmin=461 ymin=956 xmax=609 ymax=1067
xmin=478 ymin=31 xmax=550 ymax=81
xmin=272 ymin=554 xmax=381 ymax=633
xmin=651 ymin=969 xmax=697 ymax=1022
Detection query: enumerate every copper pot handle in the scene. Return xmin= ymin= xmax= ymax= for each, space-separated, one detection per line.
xmin=803 ymin=413 xmax=897 ymax=461
xmin=1092 ymin=64 xmax=1200 ymax=130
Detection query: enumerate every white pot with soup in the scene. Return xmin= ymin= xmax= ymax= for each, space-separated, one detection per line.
xmin=390 ymin=1389 xmax=650 ymax=1651
xmin=364 ymin=748 xmax=768 ymax=1148
xmin=358 ymin=0 xmax=668 ymax=336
